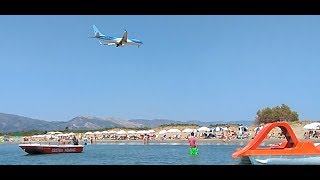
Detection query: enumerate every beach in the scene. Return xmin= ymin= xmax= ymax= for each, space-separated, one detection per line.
xmin=3 ymin=121 xmax=319 ymax=145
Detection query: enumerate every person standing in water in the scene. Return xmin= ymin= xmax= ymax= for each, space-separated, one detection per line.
xmin=143 ymin=134 xmax=149 ymax=145
xmin=188 ymin=132 xmax=198 ymax=156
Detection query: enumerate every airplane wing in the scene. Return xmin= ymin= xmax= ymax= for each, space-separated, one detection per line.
xmin=98 ymin=40 xmax=115 ymax=46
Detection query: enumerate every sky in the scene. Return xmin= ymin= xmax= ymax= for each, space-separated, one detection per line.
xmin=0 ymin=15 xmax=320 ymax=122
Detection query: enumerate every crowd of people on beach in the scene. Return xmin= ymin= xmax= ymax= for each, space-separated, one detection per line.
xmin=304 ymin=130 xmax=319 ymax=139
xmin=3 ymin=123 xmax=319 ymax=145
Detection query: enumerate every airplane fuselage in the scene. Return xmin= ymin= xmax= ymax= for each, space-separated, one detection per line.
xmin=92 ymin=25 xmax=143 ymax=47
xmin=96 ymin=35 xmax=143 ymax=47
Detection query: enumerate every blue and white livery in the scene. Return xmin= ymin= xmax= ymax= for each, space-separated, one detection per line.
xmin=91 ymin=25 xmax=143 ymax=48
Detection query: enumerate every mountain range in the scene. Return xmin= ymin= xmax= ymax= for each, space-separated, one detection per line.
xmin=0 ymin=112 xmax=252 ymax=132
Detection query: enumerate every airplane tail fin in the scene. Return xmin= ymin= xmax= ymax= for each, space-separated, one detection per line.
xmin=93 ymin=25 xmax=105 ymax=37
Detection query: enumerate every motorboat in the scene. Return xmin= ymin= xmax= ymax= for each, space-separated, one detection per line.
xmin=232 ymin=121 xmax=320 ymax=165
xmin=19 ymin=143 xmax=84 ymax=155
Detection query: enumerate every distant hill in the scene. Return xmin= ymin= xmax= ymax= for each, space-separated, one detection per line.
xmin=128 ymin=119 xmax=185 ymax=128
xmin=66 ymin=116 xmax=142 ymax=130
xmin=128 ymin=119 xmax=253 ymax=127
xmin=0 ymin=113 xmax=63 ymax=132
xmin=0 ymin=113 xmax=145 ymax=132
xmin=0 ymin=112 xmax=253 ymax=133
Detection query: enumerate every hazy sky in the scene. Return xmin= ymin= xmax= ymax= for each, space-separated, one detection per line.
xmin=1 ymin=15 xmax=319 ymax=122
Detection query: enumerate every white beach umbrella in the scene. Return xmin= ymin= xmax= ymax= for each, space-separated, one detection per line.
xmin=148 ymin=130 xmax=155 ymax=133
xmin=137 ymin=130 xmax=149 ymax=134
xmin=101 ymin=131 xmax=109 ymax=134
xmin=117 ymin=130 xmax=127 ymax=135
xmin=182 ymin=128 xmax=193 ymax=133
xmin=303 ymin=122 xmax=320 ymax=130
xmin=221 ymin=127 xmax=229 ymax=131
xmin=167 ymin=129 xmax=181 ymax=133
xmin=47 ymin=131 xmax=62 ymax=135
xmin=107 ymin=130 xmax=117 ymax=134
xmin=159 ymin=130 xmax=167 ymax=134
xmin=85 ymin=132 xmax=93 ymax=135
xmin=198 ymin=126 xmax=210 ymax=132
xmin=32 ymin=135 xmax=45 ymax=138
xmin=127 ymin=130 xmax=137 ymax=134
xmin=93 ymin=131 xmax=101 ymax=135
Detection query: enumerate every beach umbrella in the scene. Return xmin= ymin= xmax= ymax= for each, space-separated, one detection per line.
xmin=182 ymin=128 xmax=193 ymax=133
xmin=117 ymin=130 xmax=127 ymax=135
xmin=31 ymin=135 xmax=42 ymax=138
xmin=159 ymin=130 xmax=167 ymax=134
xmin=47 ymin=131 xmax=62 ymax=135
xmin=137 ymin=130 xmax=149 ymax=134
xmin=167 ymin=129 xmax=181 ymax=133
xmin=198 ymin=126 xmax=210 ymax=132
xmin=223 ymin=127 xmax=230 ymax=131
xmin=93 ymin=131 xmax=101 ymax=135
xmin=101 ymin=131 xmax=109 ymax=134
xmin=85 ymin=132 xmax=93 ymax=135
xmin=127 ymin=130 xmax=137 ymax=134
xmin=107 ymin=130 xmax=117 ymax=134
xmin=148 ymin=130 xmax=155 ymax=133
xmin=303 ymin=122 xmax=320 ymax=130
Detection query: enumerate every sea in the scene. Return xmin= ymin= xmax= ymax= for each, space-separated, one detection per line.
xmin=0 ymin=142 xmax=246 ymax=165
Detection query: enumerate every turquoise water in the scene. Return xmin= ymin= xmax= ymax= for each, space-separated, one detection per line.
xmin=0 ymin=142 xmax=244 ymax=165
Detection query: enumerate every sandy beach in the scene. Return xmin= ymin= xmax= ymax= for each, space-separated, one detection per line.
xmin=4 ymin=121 xmax=320 ymax=146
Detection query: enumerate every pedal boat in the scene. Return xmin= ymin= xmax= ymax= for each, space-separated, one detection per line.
xmin=232 ymin=121 xmax=320 ymax=165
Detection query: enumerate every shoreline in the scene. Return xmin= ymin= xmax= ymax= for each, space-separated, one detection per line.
xmin=8 ymin=137 xmax=320 ymax=146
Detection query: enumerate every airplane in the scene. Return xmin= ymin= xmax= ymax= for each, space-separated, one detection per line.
xmin=90 ymin=25 xmax=143 ymax=47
